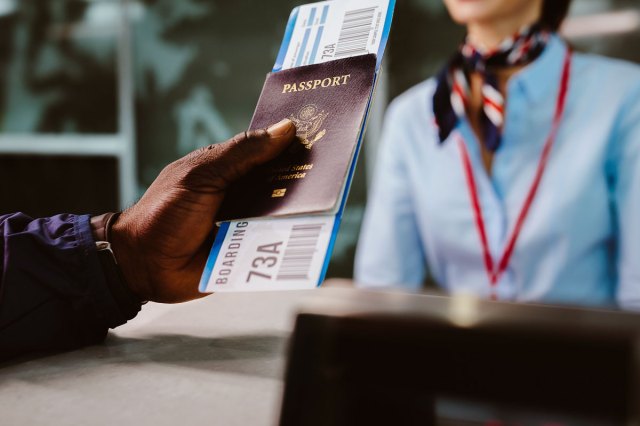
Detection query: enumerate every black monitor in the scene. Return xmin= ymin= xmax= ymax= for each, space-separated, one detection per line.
xmin=279 ymin=287 xmax=640 ymax=426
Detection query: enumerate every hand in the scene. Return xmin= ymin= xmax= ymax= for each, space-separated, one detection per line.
xmin=109 ymin=119 xmax=296 ymax=303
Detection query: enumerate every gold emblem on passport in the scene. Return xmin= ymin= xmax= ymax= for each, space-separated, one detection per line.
xmin=272 ymin=188 xmax=287 ymax=198
xmin=289 ymin=104 xmax=328 ymax=150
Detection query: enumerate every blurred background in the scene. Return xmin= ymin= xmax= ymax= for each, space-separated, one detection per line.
xmin=0 ymin=0 xmax=638 ymax=279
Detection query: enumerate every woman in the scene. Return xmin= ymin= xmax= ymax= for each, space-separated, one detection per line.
xmin=355 ymin=0 xmax=640 ymax=309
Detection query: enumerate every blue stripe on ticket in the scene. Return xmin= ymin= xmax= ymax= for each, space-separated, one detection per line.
xmin=199 ymin=221 xmax=231 ymax=292
xmin=377 ymin=0 xmax=396 ymax=67
xmin=308 ymin=7 xmax=317 ymax=26
xmin=296 ymin=28 xmax=312 ymax=67
xmin=310 ymin=26 xmax=324 ymax=65
xmin=273 ymin=7 xmax=299 ymax=72
xmin=320 ymin=5 xmax=329 ymax=24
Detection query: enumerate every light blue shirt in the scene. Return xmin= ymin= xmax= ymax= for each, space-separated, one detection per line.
xmin=355 ymin=35 xmax=640 ymax=309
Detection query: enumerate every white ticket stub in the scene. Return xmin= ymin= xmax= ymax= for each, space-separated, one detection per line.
xmin=200 ymin=216 xmax=337 ymax=292
xmin=274 ymin=0 xmax=394 ymax=71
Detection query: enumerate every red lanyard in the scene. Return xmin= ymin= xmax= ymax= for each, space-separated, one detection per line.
xmin=457 ymin=50 xmax=572 ymax=300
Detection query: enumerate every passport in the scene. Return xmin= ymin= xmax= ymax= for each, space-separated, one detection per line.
xmin=217 ymin=54 xmax=377 ymax=222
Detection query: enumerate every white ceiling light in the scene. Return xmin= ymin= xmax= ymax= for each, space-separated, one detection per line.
xmin=562 ymin=9 xmax=640 ymax=39
xmin=0 ymin=0 xmax=16 ymax=17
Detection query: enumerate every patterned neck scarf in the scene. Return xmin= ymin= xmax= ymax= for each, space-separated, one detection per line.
xmin=433 ymin=24 xmax=551 ymax=152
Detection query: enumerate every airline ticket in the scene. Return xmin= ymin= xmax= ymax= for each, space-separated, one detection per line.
xmin=274 ymin=0 xmax=394 ymax=71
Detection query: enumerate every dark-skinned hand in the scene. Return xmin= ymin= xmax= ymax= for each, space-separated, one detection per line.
xmin=109 ymin=119 xmax=296 ymax=303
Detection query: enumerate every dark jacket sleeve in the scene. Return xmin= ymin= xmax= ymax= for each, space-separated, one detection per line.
xmin=0 ymin=213 xmax=140 ymax=361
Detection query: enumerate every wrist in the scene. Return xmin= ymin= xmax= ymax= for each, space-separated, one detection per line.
xmin=91 ymin=212 xmax=148 ymax=302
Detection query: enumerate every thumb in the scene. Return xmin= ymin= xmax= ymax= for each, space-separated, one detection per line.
xmin=195 ymin=118 xmax=297 ymax=187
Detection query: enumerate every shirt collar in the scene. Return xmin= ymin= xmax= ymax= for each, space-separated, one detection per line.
xmin=507 ymin=34 xmax=569 ymax=105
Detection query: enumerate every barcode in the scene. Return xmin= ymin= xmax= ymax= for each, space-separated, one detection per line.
xmin=334 ymin=7 xmax=376 ymax=58
xmin=277 ymin=224 xmax=324 ymax=280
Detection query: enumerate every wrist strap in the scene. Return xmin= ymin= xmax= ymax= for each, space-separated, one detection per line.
xmin=90 ymin=212 xmax=120 ymax=243
xmin=91 ymin=212 xmax=143 ymax=319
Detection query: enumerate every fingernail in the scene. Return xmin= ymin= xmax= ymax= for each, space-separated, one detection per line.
xmin=267 ymin=118 xmax=294 ymax=138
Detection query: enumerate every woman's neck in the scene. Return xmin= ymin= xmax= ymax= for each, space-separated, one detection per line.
xmin=467 ymin=13 xmax=540 ymax=51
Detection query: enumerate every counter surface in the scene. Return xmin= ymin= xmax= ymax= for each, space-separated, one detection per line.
xmin=0 ymin=290 xmax=318 ymax=426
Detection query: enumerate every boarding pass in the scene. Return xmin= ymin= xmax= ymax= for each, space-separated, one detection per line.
xmin=274 ymin=0 xmax=394 ymax=71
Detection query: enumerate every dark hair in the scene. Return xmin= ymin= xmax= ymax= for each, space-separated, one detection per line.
xmin=540 ymin=0 xmax=573 ymax=31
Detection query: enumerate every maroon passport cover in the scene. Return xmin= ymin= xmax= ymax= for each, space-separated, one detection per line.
xmin=217 ymin=54 xmax=377 ymax=221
